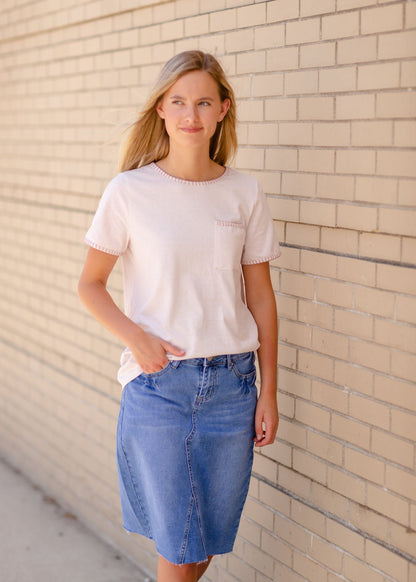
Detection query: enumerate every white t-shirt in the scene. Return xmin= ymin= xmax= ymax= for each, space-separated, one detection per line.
xmin=85 ymin=162 xmax=281 ymax=387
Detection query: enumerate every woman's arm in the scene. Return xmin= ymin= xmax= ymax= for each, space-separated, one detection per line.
xmin=78 ymin=247 xmax=185 ymax=373
xmin=242 ymin=262 xmax=279 ymax=447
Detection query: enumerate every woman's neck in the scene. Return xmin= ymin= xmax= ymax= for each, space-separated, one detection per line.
xmin=156 ymin=150 xmax=224 ymax=182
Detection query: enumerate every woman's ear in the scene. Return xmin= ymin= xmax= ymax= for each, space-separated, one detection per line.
xmin=218 ymin=98 xmax=230 ymax=122
xmin=156 ymin=100 xmax=165 ymax=119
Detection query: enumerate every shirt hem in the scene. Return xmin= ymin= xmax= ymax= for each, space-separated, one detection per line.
xmin=241 ymin=248 xmax=282 ymax=265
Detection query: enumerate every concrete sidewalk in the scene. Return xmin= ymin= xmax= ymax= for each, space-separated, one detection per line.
xmin=0 ymin=456 xmax=150 ymax=582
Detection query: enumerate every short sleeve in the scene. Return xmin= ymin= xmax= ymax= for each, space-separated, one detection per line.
xmin=84 ymin=176 xmax=129 ymax=256
xmin=241 ymin=180 xmax=281 ymax=265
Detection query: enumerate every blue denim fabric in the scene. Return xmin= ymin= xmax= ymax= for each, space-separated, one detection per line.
xmin=116 ymin=352 xmax=257 ymax=564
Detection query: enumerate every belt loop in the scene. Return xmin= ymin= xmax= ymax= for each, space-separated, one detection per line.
xmin=227 ymin=354 xmax=232 ymax=370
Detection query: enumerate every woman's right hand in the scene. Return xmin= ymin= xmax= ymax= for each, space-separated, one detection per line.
xmin=130 ymin=330 xmax=185 ymax=374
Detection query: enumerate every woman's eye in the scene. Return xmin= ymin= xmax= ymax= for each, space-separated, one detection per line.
xmin=172 ymin=100 xmax=183 ymax=105
xmin=199 ymin=101 xmax=210 ymax=107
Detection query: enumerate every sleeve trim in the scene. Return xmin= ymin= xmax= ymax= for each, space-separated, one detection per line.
xmin=241 ymin=248 xmax=282 ymax=266
xmin=84 ymin=237 xmax=123 ymax=256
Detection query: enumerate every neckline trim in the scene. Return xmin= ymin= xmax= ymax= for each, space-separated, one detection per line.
xmin=151 ymin=162 xmax=229 ymax=185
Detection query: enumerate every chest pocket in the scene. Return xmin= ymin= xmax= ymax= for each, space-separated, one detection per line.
xmin=214 ymin=220 xmax=245 ymax=270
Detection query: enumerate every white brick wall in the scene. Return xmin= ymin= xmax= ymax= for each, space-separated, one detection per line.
xmin=0 ymin=1 xmax=415 ymax=581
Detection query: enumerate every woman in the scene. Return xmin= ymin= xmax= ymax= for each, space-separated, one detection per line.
xmin=78 ymin=50 xmax=280 ymax=582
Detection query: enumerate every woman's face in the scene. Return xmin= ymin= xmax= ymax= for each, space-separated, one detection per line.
xmin=156 ymin=70 xmax=230 ymax=152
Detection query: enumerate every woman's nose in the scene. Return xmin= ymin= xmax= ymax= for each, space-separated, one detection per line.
xmin=184 ymin=104 xmax=199 ymax=122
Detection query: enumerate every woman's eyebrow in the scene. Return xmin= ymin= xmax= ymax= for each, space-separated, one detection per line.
xmin=169 ymin=94 xmax=214 ymax=101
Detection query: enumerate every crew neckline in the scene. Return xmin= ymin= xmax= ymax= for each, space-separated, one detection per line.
xmin=151 ymin=162 xmax=229 ymax=185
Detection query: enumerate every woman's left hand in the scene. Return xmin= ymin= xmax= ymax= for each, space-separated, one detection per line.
xmin=254 ymin=391 xmax=279 ymax=447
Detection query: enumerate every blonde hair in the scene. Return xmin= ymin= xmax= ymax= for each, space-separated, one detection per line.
xmin=118 ymin=51 xmax=237 ymax=172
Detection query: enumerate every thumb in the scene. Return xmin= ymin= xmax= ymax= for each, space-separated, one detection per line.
xmin=255 ymin=409 xmax=265 ymax=442
xmin=161 ymin=340 xmax=186 ymax=357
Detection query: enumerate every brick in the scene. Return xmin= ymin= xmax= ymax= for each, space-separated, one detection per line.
xmin=351 ymin=120 xmax=392 ymax=147
xmin=312 ymin=327 xmax=349 ymax=360
xmin=278 ymin=418 xmax=308 ymax=449
xmin=375 ymin=319 xmax=416 ymax=353
xmin=382 ymin=207 xmax=416 ymax=237
xmin=366 ymin=539 xmax=409 ymax=581
xmin=377 ymin=264 xmax=416 ymax=296
xmin=236 ymin=3 xmax=266 ymax=28
xmin=299 ymin=149 xmax=335 ymax=173
xmin=344 ymin=448 xmax=384 ymax=485
xmin=336 ymin=94 xmax=375 ymax=120
xmin=317 ymin=174 xmax=354 ymax=200
xmin=355 ymin=176 xmax=397 ymax=206
xmin=248 ymin=123 xmax=279 ymax=145
xmin=259 ymin=481 xmax=291 ymax=516
xmin=378 ymin=150 xmax=416 ymax=179
xmin=307 ymin=534 xmax=343 ymax=573
xmin=293 ymin=449 xmax=327 ymax=484
xmin=331 ymin=413 xmax=371 ymax=449
xmin=244 ymin=498 xmax=274 ymax=531
xmin=313 ymin=122 xmax=350 ymax=147
xmin=300 ymin=200 xmax=336 ymax=228
xmin=391 ymin=409 xmax=416 ymax=441
xmin=338 ymin=0 xmax=375 ymax=7
xmin=395 ymin=120 xmax=416 ymax=147
xmin=298 ymin=349 xmax=334 ymax=382
xmin=267 ymin=46 xmax=299 ymax=73
xmin=279 ymin=122 xmax=312 ymax=146
xmin=359 ymin=232 xmax=401 ymax=262
xmin=377 ymin=91 xmax=416 ymax=118
xmin=316 ymin=279 xmax=353 ymax=309
xmin=307 ymin=423 xmax=344 ymax=461
xmin=301 ymin=0 xmax=335 ymax=17
xmin=401 ymin=60 xmax=416 ymax=87
xmin=322 ymin=12 xmax=359 ymax=40
xmin=398 ymin=179 xmax=416 ymax=206
xmin=268 ymin=197 xmax=299 ymax=222
xmin=267 ymin=0 xmax=299 ymax=23
xmin=328 ymin=467 xmax=366 ymax=505
xmin=372 ymin=429 xmax=414 ymax=469
xmin=296 ymin=399 xmax=331 ymax=433
xmin=354 ymin=286 xmax=395 ymax=319
xmin=334 ymin=308 xmax=373 ymax=340
xmin=344 ymin=555 xmax=384 ymax=582
xmin=235 ymin=147 xmax=264 ymax=170
xmin=299 ymin=96 xmax=334 ymax=120
xmin=285 ymin=70 xmax=318 ymax=95
xmin=300 ymin=42 xmax=336 ymax=68
xmin=337 ymin=203 xmax=377 ymax=231
xmin=298 ymin=300 xmax=333 ymax=330
xmin=397 ymin=295 xmax=416 ymax=326
xmin=319 ymin=66 xmax=356 ymax=93
xmin=266 ymin=148 xmax=297 ymax=171
xmin=311 ymin=482 xmax=349 ymax=521
xmin=274 ymin=511 xmax=310 ymax=553
xmin=379 ymin=30 xmax=416 ymax=60
xmin=280 ymin=319 xmax=312 ymax=349
xmin=237 ymin=50 xmax=266 ymax=74
xmin=282 ymin=172 xmax=316 ymax=197
xmin=358 ymin=62 xmax=400 ymax=91
xmin=227 ymin=554 xmax=256 ymax=582
xmin=391 ymin=350 xmax=416 ymax=383
xmin=294 ymin=549 xmax=328 ymax=582
xmin=265 ymin=97 xmax=297 ymax=121
xmin=337 ymin=36 xmax=377 ymax=65
xmin=321 ymin=227 xmax=358 ymax=255
xmin=361 ymin=4 xmax=403 ymax=35
xmin=349 ymin=502 xmax=389 ymax=543
xmin=209 ymin=8 xmax=236 ymax=32
xmin=261 ymin=530 xmax=291 ymax=566
xmin=281 ymin=271 xmax=315 ymax=300
xmin=350 ymin=339 xmax=391 ymax=375
xmin=286 ymin=18 xmax=320 ymax=46
xmin=337 ymin=148 xmax=377 ymax=175
xmin=252 ymin=72 xmax=284 ymax=97
xmin=224 ymin=28 xmax=253 ymax=53
xmin=238 ymin=99 xmax=263 ymax=121
xmin=254 ymin=23 xmax=284 ymax=50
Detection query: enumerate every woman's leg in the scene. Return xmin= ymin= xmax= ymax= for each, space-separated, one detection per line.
xmin=157 ymin=555 xmax=213 ymax=582
xmin=197 ymin=556 xmax=213 ymax=580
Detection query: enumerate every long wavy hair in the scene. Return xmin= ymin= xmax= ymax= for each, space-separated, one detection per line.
xmin=118 ymin=51 xmax=237 ymax=172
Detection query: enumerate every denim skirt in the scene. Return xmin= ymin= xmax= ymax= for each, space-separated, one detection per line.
xmin=116 ymin=352 xmax=257 ymax=565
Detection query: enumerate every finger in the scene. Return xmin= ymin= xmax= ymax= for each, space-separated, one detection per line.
xmin=162 ymin=341 xmax=186 ymax=357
